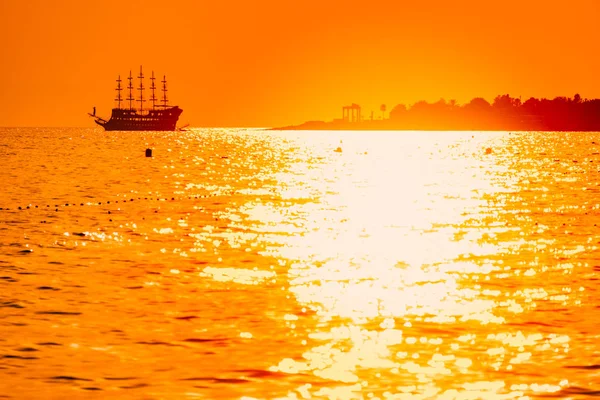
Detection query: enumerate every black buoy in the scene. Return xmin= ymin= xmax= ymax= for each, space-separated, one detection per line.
xmin=145 ymin=148 xmax=153 ymax=157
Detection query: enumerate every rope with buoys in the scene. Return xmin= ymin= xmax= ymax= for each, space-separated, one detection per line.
xmin=0 ymin=191 xmax=236 ymax=213
xmin=1 ymin=148 xmax=236 ymax=212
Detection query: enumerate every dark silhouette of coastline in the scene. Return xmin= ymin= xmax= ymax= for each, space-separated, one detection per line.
xmin=273 ymin=94 xmax=600 ymax=131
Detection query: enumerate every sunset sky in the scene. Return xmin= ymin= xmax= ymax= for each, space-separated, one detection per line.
xmin=1 ymin=0 xmax=599 ymax=128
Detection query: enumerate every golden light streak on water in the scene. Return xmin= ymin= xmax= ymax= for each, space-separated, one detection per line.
xmin=0 ymin=128 xmax=599 ymax=399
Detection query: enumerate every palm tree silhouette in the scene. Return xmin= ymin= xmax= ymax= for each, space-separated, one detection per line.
xmin=380 ymin=104 xmax=387 ymax=120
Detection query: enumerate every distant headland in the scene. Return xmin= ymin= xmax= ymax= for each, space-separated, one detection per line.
xmin=273 ymin=94 xmax=600 ymax=131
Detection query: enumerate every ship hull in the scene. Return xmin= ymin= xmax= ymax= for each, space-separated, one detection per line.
xmin=97 ymin=106 xmax=183 ymax=131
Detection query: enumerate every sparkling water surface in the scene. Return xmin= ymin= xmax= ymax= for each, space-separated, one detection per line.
xmin=0 ymin=128 xmax=599 ymax=399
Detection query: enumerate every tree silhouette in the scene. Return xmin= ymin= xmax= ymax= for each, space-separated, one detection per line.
xmin=385 ymin=94 xmax=600 ymax=130
xmin=389 ymin=104 xmax=407 ymax=120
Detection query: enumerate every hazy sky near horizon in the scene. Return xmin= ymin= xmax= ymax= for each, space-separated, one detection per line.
xmin=1 ymin=0 xmax=599 ymax=127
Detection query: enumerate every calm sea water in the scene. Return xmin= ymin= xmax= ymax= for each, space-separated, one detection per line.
xmin=0 ymin=128 xmax=598 ymax=399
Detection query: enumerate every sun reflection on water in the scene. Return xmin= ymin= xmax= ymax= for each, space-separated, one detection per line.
xmin=3 ymin=129 xmax=598 ymax=399
xmin=215 ymin=131 xmax=592 ymax=398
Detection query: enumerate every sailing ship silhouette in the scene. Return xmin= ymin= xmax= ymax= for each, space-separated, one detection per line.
xmin=90 ymin=66 xmax=183 ymax=131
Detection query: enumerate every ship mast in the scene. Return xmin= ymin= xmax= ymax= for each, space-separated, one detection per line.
xmin=127 ymin=70 xmax=134 ymax=111
xmin=161 ymin=75 xmax=169 ymax=108
xmin=149 ymin=71 xmax=157 ymax=110
xmin=137 ymin=65 xmax=145 ymax=112
xmin=115 ymin=75 xmax=123 ymax=109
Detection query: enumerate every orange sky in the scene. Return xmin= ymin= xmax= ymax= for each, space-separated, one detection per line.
xmin=1 ymin=0 xmax=599 ymax=127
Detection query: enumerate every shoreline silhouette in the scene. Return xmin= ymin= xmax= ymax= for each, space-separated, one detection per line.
xmin=273 ymin=94 xmax=600 ymax=131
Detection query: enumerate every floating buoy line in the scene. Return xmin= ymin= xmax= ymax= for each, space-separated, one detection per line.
xmin=0 ymin=191 xmax=235 ymax=213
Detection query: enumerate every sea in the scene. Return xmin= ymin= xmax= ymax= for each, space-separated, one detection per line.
xmin=0 ymin=127 xmax=598 ymax=399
